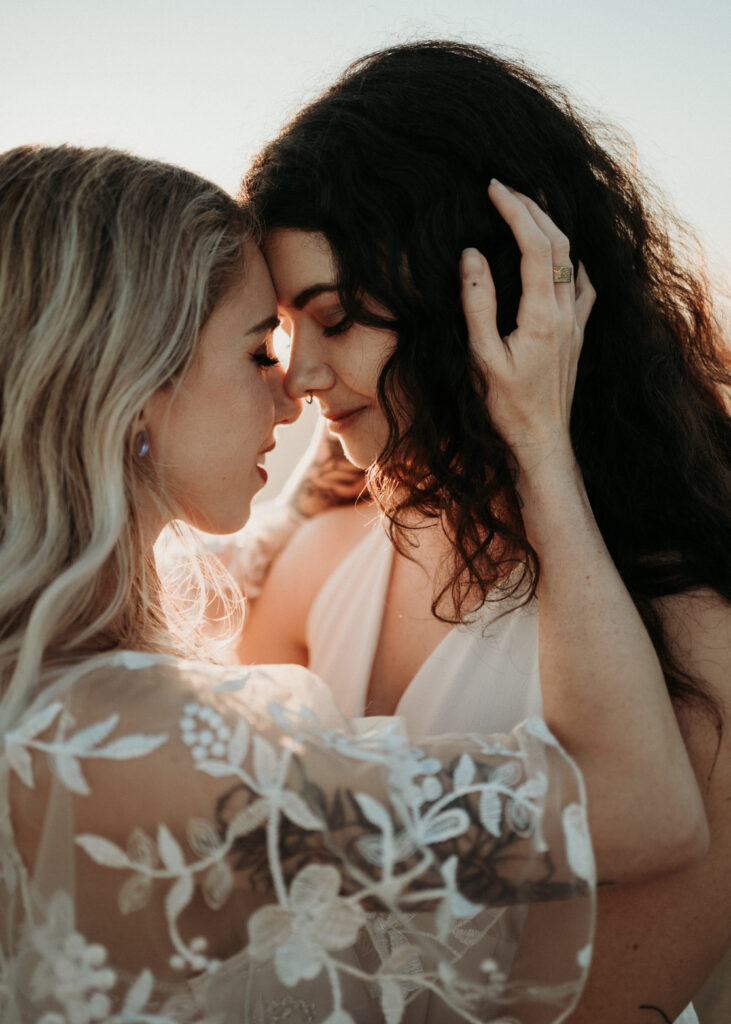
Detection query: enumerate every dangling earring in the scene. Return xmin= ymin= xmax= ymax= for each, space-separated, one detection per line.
xmin=305 ymin=391 xmax=314 ymax=405
xmin=134 ymin=429 xmax=150 ymax=457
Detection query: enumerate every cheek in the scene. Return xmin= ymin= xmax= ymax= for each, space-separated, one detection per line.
xmin=243 ymin=375 xmax=275 ymax=437
xmin=348 ymin=332 xmax=395 ymax=396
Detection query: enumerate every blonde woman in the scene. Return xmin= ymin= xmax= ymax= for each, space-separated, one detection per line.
xmin=0 ymin=145 xmax=706 ymax=1024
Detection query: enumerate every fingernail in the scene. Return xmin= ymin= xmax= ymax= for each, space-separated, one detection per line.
xmin=461 ymin=247 xmax=484 ymax=278
xmin=489 ymin=178 xmax=508 ymax=192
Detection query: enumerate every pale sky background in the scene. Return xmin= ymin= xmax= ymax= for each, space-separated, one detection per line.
xmin=2 ymin=0 xmax=729 ymax=496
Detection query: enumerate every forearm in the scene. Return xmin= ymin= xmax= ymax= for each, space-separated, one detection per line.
xmin=519 ymin=449 xmax=663 ymax=741
xmin=518 ymin=449 xmax=707 ymax=877
xmin=459 ymin=193 xmax=706 ymax=882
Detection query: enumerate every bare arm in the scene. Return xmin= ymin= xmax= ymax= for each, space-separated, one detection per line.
xmin=566 ymin=592 xmax=731 ymax=1023
xmin=236 ymin=503 xmax=370 ymax=665
xmin=518 ymin=457 xmax=705 ymax=880
xmin=461 ymin=181 xmax=708 ymax=883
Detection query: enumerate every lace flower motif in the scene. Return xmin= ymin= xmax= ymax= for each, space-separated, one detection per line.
xmin=248 ymin=864 xmax=366 ymax=986
xmin=179 ymin=702 xmax=231 ymax=762
xmin=30 ymin=893 xmax=116 ymax=1024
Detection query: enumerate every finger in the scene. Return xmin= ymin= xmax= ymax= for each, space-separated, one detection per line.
xmin=574 ymin=262 xmax=596 ymax=331
xmin=488 ymin=179 xmax=555 ymax=304
xmin=507 ymin=190 xmax=575 ymax=310
xmin=460 ymin=247 xmax=504 ymax=368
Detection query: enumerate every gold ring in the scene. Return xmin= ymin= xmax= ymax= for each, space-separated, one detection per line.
xmin=553 ymin=265 xmax=573 ymax=283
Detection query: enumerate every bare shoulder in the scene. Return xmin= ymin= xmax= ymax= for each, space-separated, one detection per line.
xmin=239 ymin=502 xmax=378 ymax=665
xmin=287 ymin=501 xmax=377 ymax=568
xmin=271 ymin=501 xmax=379 ymax=600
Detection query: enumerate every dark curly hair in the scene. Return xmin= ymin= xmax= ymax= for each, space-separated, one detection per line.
xmin=243 ymin=40 xmax=731 ymax=720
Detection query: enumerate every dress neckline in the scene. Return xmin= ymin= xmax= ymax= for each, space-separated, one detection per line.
xmin=341 ymin=523 xmax=527 ymax=718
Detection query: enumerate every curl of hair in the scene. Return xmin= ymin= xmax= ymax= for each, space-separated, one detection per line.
xmin=243 ymin=40 xmax=731 ymax=721
xmin=0 ymin=145 xmax=252 ymax=723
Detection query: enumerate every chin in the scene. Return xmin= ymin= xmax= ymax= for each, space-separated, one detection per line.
xmin=188 ymin=499 xmax=253 ymax=536
xmin=337 ymin=437 xmax=380 ymax=471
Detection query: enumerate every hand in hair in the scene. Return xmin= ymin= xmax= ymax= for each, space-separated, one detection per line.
xmin=460 ymin=179 xmax=595 ymax=482
xmin=463 ymin=188 xmax=707 ymax=888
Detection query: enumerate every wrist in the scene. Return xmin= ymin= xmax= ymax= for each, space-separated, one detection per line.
xmin=513 ymin=451 xmax=591 ymax=546
xmin=512 ymin=441 xmax=581 ymax=499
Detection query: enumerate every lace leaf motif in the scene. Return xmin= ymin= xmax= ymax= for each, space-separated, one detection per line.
xmin=5 ymin=701 xmax=167 ymax=795
xmin=75 ymin=836 xmax=129 ymax=870
xmin=4 ymin=660 xmax=593 ymax=1024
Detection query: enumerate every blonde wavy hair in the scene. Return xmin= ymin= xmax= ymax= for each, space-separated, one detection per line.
xmin=0 ymin=145 xmax=253 ymax=722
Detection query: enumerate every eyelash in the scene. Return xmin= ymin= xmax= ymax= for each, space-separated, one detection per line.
xmin=252 ymin=349 xmax=279 ymax=369
xmin=322 ymin=317 xmax=353 ymax=338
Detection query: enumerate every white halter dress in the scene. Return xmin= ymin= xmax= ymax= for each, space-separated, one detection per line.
xmin=305 ymin=519 xmax=699 ymax=1024
xmin=307 ymin=522 xmax=543 ymax=734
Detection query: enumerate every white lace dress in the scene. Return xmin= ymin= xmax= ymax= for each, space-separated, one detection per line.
xmin=0 ymin=650 xmax=595 ymax=1023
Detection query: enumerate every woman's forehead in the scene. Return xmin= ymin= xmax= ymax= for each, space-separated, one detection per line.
xmin=263 ymin=229 xmax=337 ymax=305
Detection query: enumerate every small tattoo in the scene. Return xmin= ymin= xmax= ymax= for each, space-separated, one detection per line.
xmin=639 ymin=1005 xmax=672 ymax=1023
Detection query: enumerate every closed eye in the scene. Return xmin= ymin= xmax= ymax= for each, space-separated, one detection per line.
xmin=252 ymin=344 xmax=279 ymax=369
xmin=322 ymin=316 xmax=353 ymax=337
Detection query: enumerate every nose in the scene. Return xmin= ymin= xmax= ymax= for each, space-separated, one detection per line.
xmin=284 ymin=325 xmax=336 ymax=401
xmin=269 ymin=364 xmax=302 ymax=426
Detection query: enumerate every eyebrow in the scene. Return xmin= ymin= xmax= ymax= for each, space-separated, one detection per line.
xmin=246 ymin=314 xmax=281 ymax=336
xmin=291 ymin=283 xmax=339 ymax=310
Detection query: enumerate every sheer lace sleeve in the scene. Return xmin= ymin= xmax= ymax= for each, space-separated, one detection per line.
xmin=1 ymin=653 xmax=594 ymax=1024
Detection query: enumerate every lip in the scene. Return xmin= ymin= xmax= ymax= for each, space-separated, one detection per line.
xmin=256 ymin=440 xmax=275 ymax=484
xmin=323 ymin=406 xmax=367 ymax=433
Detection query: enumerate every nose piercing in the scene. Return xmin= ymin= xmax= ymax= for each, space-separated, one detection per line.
xmin=305 ymin=391 xmax=314 ymax=405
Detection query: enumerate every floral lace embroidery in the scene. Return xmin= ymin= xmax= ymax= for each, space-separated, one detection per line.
xmin=23 ymin=892 xmax=217 ymax=1024
xmin=1 ymin=656 xmax=594 ymax=1024
xmin=5 ymin=701 xmax=166 ymax=795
